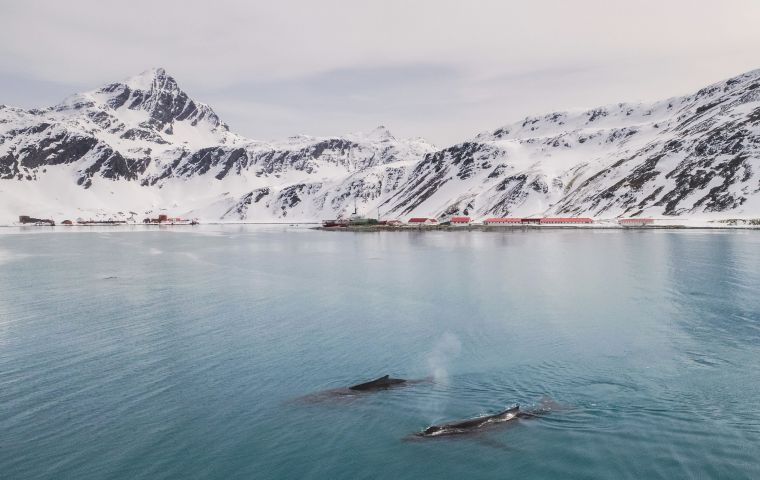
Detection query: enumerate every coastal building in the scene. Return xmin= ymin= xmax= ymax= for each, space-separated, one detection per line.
xmin=62 ymin=220 xmax=73 ymax=225
xmin=408 ymin=217 xmax=438 ymax=225
xmin=539 ymin=217 xmax=594 ymax=224
xmin=450 ymin=216 xmax=471 ymax=225
xmin=141 ymin=214 xmax=193 ymax=225
xmin=482 ymin=217 xmax=595 ymax=225
xmin=618 ymin=218 xmax=654 ymax=226
xmin=484 ymin=218 xmax=522 ymax=225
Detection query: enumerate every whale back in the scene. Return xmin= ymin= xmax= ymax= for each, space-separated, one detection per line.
xmin=489 ymin=405 xmax=518 ymax=420
xmin=349 ymin=375 xmax=405 ymax=391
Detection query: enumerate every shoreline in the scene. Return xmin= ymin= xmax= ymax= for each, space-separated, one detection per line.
xmin=0 ymin=222 xmax=320 ymax=228
xmin=315 ymin=224 xmax=760 ymax=232
xmin=2 ymin=222 xmax=759 ymax=232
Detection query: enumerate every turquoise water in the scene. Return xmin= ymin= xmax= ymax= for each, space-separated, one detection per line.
xmin=1 ymin=227 xmax=760 ymax=479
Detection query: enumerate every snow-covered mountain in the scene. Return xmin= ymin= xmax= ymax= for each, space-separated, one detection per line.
xmin=1 ymin=67 xmax=759 ymax=223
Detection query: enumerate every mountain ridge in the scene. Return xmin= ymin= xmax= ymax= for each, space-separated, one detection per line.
xmin=1 ymin=67 xmax=759 ymax=223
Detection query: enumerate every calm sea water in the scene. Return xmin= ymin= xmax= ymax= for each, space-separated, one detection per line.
xmin=1 ymin=226 xmax=760 ymax=479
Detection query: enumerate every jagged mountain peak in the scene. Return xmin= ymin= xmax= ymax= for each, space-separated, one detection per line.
xmin=49 ymin=67 xmax=229 ymax=138
xmin=366 ymin=125 xmax=394 ymax=140
xmin=339 ymin=125 xmax=397 ymax=144
xmin=94 ymin=67 xmax=227 ymax=132
xmin=122 ymin=67 xmax=170 ymax=91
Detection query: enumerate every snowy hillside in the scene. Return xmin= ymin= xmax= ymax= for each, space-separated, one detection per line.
xmin=1 ymin=67 xmax=759 ymax=223
xmin=379 ymin=68 xmax=760 ymax=220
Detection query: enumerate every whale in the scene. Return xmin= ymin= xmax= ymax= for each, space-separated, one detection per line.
xmin=414 ymin=405 xmax=543 ymax=438
xmin=292 ymin=375 xmax=430 ymax=404
xmin=349 ymin=375 xmax=407 ymax=391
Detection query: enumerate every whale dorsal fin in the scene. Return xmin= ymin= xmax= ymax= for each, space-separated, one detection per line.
xmin=380 ymin=375 xmax=389 ymax=380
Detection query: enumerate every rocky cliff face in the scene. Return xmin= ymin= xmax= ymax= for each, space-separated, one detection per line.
xmin=1 ymin=67 xmax=759 ymax=223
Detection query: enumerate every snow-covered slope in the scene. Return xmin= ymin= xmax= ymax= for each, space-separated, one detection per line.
xmin=1 ymin=67 xmax=759 ymax=223
xmin=379 ymin=68 xmax=760 ymax=220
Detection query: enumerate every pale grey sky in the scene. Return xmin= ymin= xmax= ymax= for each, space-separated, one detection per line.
xmin=1 ymin=0 xmax=759 ymax=145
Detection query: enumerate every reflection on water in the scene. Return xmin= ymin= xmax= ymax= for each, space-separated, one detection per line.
xmin=0 ymin=227 xmax=759 ymax=479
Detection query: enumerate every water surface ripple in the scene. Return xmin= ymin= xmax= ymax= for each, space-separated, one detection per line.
xmin=1 ymin=227 xmax=759 ymax=479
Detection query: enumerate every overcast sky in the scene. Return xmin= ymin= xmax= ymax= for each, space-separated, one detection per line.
xmin=2 ymin=0 xmax=759 ymax=145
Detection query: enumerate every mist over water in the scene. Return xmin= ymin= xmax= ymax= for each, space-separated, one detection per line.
xmin=1 ymin=226 xmax=760 ymax=479
xmin=426 ymin=332 xmax=462 ymax=384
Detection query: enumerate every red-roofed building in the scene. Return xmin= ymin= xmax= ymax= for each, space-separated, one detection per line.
xmin=484 ymin=218 xmax=522 ymax=225
xmin=450 ymin=216 xmax=471 ymax=225
xmin=378 ymin=219 xmax=403 ymax=226
xmin=408 ymin=217 xmax=438 ymax=225
xmin=539 ymin=217 xmax=593 ymax=224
